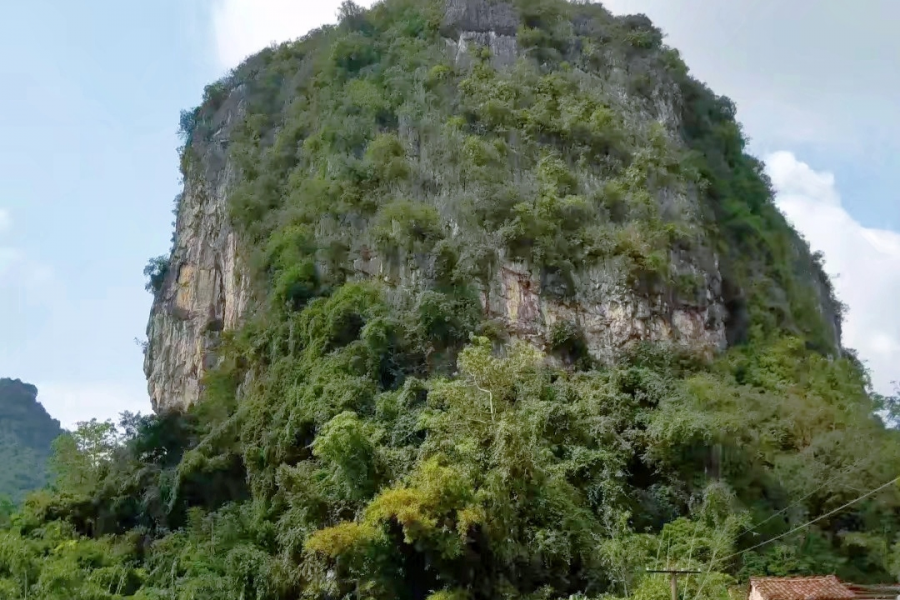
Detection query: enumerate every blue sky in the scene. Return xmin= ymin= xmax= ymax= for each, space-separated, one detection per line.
xmin=0 ymin=1 xmax=218 ymax=426
xmin=1 ymin=0 xmax=898 ymax=428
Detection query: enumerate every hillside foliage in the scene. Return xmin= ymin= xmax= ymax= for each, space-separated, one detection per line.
xmin=0 ymin=379 xmax=63 ymax=505
xmin=2 ymin=1 xmax=897 ymax=598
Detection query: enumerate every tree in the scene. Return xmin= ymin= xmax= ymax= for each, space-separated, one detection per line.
xmin=143 ymin=255 xmax=170 ymax=294
xmin=882 ymin=384 xmax=900 ymax=427
xmin=48 ymin=419 xmax=119 ymax=497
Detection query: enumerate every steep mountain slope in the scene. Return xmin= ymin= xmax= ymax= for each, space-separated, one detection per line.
xmin=0 ymin=379 xmax=63 ymax=502
xmin=0 ymin=1 xmax=894 ymax=599
xmin=144 ymin=0 xmax=842 ymax=412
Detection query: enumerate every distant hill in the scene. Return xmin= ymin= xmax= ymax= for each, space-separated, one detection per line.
xmin=0 ymin=378 xmax=64 ymax=502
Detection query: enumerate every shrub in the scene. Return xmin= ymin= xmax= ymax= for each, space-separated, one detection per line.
xmin=143 ymin=255 xmax=171 ymax=294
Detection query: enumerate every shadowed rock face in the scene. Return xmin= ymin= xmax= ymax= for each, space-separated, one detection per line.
xmin=442 ymin=0 xmax=519 ymax=36
xmin=143 ymin=0 xmax=839 ymax=412
xmin=443 ymin=0 xmax=520 ymax=68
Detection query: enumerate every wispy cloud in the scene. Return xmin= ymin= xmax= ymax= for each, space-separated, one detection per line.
xmin=0 ymin=250 xmax=54 ymax=290
xmin=767 ymin=151 xmax=900 ymax=395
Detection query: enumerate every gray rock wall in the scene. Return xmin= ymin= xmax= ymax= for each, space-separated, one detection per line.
xmin=143 ymin=90 xmax=250 ymax=412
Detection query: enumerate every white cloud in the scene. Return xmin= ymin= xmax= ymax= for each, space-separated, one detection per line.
xmin=36 ymin=382 xmax=152 ymax=432
xmin=599 ymin=0 xmax=900 ymax=154
xmin=767 ymin=151 xmax=900 ymax=396
xmin=0 ymin=208 xmax=10 ymax=234
xmin=210 ymin=0 xmax=378 ymax=70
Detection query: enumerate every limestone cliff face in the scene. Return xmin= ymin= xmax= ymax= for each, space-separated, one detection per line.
xmin=443 ymin=0 xmax=519 ymax=68
xmin=144 ymin=0 xmax=838 ymax=412
xmin=440 ymin=0 xmax=728 ymax=361
xmin=144 ymin=90 xmax=250 ymax=412
xmin=354 ymin=246 xmax=726 ymax=366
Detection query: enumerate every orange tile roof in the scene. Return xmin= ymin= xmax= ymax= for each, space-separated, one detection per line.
xmin=751 ymin=576 xmax=856 ymax=600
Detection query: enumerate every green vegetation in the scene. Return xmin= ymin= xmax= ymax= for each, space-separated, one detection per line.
xmin=2 ymin=330 xmax=899 ymax=598
xmin=143 ymin=255 xmax=171 ymax=295
xmin=0 ymin=1 xmax=894 ymax=598
xmin=0 ymin=379 xmax=63 ymax=504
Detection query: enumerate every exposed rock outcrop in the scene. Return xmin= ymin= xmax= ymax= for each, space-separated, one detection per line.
xmin=143 ymin=92 xmax=250 ymax=412
xmin=443 ymin=0 xmax=520 ymax=67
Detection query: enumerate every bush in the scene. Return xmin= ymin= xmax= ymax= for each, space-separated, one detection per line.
xmin=372 ymin=200 xmax=444 ymax=255
xmin=143 ymin=255 xmax=171 ymax=294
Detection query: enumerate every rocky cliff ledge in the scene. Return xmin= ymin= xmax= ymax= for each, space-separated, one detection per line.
xmin=143 ymin=91 xmax=250 ymax=412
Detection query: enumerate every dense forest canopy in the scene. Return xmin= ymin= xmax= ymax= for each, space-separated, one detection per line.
xmin=1 ymin=0 xmax=898 ymax=598
xmin=0 ymin=379 xmax=63 ymax=505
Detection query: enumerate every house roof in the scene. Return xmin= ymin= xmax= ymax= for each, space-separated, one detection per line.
xmin=845 ymin=583 xmax=900 ymax=600
xmin=750 ymin=576 xmax=856 ymax=600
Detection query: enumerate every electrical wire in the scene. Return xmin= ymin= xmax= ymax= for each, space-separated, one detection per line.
xmin=687 ymin=474 xmax=899 ymax=600
xmin=722 ymin=474 xmax=900 ymax=565
xmin=736 ymin=456 xmax=869 ymax=538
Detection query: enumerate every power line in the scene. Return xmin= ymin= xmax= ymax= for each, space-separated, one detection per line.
xmin=645 ymin=471 xmax=898 ymax=600
xmin=683 ymin=474 xmax=899 ymax=600
xmin=694 ymin=476 xmax=900 ymax=600
xmin=736 ymin=456 xmax=869 ymax=539
xmin=720 ymin=474 xmax=900 ymax=565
